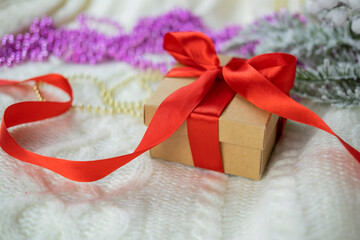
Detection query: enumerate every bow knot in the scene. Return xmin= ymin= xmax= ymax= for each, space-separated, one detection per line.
xmin=164 ymin=32 xmax=297 ymax=97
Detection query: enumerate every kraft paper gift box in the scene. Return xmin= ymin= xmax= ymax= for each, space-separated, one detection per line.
xmin=144 ymin=56 xmax=280 ymax=180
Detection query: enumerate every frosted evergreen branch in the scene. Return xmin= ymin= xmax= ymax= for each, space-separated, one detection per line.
xmin=293 ymin=60 xmax=360 ymax=107
xmin=221 ymin=10 xmax=360 ymax=108
xmin=296 ymin=59 xmax=360 ymax=82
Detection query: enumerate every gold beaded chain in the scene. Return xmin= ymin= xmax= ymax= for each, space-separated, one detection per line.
xmin=33 ymin=70 xmax=163 ymax=119
xmin=33 ymin=83 xmax=46 ymax=102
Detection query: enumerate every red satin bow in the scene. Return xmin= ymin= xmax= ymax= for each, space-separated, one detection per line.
xmin=0 ymin=32 xmax=359 ymax=182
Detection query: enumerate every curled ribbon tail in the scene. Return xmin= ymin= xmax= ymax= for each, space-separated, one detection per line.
xmin=0 ymin=69 xmax=220 ymax=181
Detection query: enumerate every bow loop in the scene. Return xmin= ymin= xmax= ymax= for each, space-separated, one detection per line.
xmin=246 ymin=53 xmax=297 ymax=94
xmin=163 ymin=32 xmax=220 ymax=71
xmin=223 ymin=54 xmax=297 ymax=95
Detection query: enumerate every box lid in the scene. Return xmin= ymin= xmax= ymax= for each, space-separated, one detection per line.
xmin=144 ymin=56 xmax=279 ymax=150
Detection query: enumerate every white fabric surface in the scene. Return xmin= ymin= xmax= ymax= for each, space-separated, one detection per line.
xmin=1 ymin=1 xmax=360 ymax=239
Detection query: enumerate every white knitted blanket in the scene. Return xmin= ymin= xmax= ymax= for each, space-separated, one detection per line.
xmin=0 ymin=1 xmax=359 ymax=239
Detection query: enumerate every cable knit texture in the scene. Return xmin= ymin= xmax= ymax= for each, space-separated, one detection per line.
xmin=0 ymin=0 xmax=359 ymax=239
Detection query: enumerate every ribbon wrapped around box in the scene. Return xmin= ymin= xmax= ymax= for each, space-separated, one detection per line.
xmin=144 ymin=55 xmax=281 ymax=180
xmin=0 ymin=31 xmax=359 ymax=182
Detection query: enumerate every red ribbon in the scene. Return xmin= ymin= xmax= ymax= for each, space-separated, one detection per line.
xmin=0 ymin=32 xmax=359 ymax=182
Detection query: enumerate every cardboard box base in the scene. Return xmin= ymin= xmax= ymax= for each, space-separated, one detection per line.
xmin=150 ymin=122 xmax=278 ymax=180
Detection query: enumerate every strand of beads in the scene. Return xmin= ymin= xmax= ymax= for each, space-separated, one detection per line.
xmin=33 ymin=71 xmax=163 ymax=118
xmin=101 ymin=71 xmax=160 ymax=117
xmin=1 ymin=9 xmax=241 ymax=72
xmin=33 ymin=82 xmax=46 ymax=102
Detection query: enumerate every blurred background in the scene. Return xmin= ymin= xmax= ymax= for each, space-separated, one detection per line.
xmin=1 ymin=1 xmax=360 ymax=240
xmin=0 ymin=0 xmax=305 ymax=35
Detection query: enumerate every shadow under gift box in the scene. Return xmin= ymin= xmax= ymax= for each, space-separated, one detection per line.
xmin=143 ymin=56 xmax=279 ymax=180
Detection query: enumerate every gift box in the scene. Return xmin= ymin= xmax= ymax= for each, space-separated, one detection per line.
xmin=144 ymin=56 xmax=280 ymax=180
